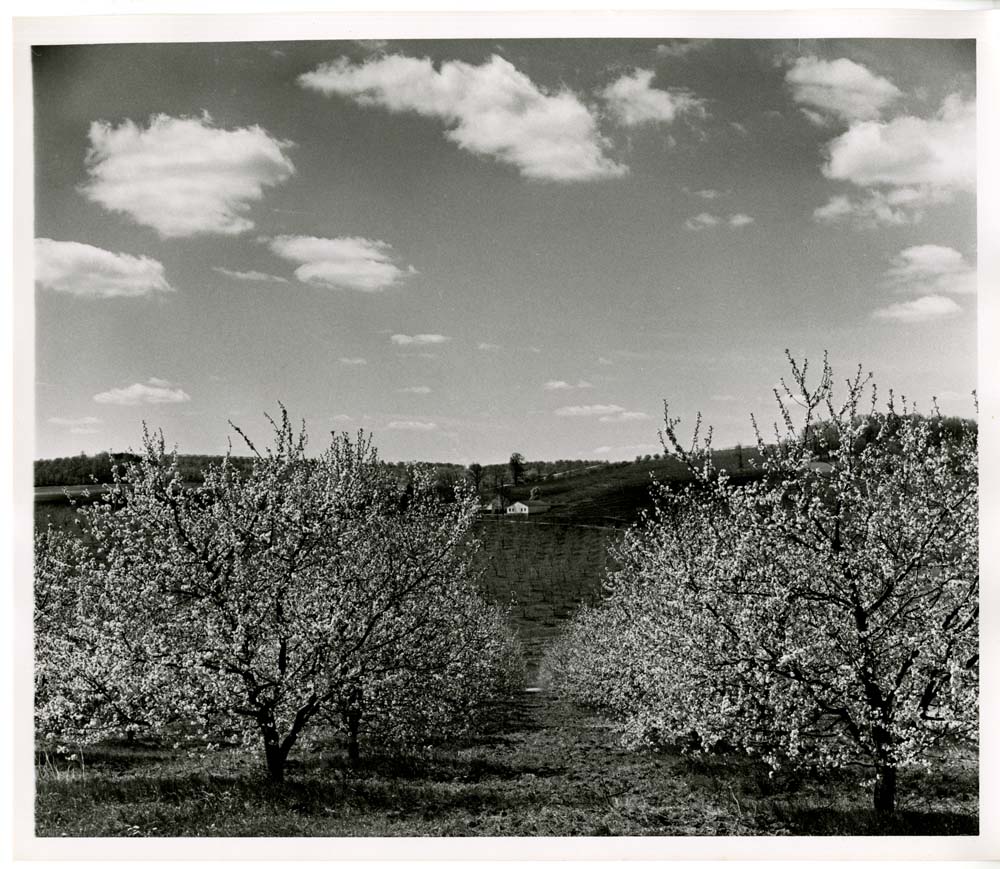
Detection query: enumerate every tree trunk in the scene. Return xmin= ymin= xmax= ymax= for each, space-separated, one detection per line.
xmin=873 ymin=763 xmax=897 ymax=815
xmin=262 ymin=727 xmax=289 ymax=783
xmin=347 ymin=709 xmax=361 ymax=766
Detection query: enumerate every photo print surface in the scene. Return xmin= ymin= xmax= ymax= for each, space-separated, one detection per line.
xmin=30 ymin=35 xmax=978 ymax=842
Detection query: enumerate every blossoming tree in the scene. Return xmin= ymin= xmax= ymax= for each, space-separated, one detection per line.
xmin=542 ymin=354 xmax=977 ymax=814
xmin=35 ymin=410 xmax=523 ymax=782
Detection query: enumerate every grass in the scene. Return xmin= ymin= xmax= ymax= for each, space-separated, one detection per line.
xmin=499 ymin=447 xmax=764 ymax=527
xmin=471 ymin=520 xmax=613 ymax=673
xmin=36 ymin=691 xmax=977 ymax=837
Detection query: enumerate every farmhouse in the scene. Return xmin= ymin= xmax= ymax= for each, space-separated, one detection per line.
xmin=506 ymin=500 xmax=551 ymax=515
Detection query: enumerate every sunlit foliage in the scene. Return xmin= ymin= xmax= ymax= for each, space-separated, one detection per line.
xmin=542 ymin=354 xmax=977 ymax=813
xmin=35 ymin=409 xmax=523 ymax=781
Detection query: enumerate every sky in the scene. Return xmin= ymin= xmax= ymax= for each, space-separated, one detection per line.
xmin=32 ymin=37 xmax=977 ymax=464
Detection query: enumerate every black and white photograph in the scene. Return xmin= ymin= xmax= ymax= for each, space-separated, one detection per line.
xmin=10 ymin=5 xmax=998 ymax=861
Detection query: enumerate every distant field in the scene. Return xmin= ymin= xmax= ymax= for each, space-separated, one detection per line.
xmin=500 ymin=447 xmax=763 ymax=527
xmin=34 ymin=484 xmax=112 ymax=504
xmin=471 ymin=520 xmax=615 ymax=673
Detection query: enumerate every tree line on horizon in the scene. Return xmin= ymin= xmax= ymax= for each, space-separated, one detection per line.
xmin=34 ymin=451 xmax=612 ymax=491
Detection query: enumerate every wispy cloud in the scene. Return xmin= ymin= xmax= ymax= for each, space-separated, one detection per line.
xmin=555 ymin=404 xmax=625 ymax=417
xmin=684 ymin=187 xmax=725 ymax=200
xmin=477 ymin=342 xmax=502 ymax=351
xmin=655 ymin=40 xmax=712 ymax=59
xmin=398 ymin=385 xmax=432 ymax=394
xmin=299 ymin=53 xmax=627 ymax=182
xmin=81 ymin=113 xmax=295 ymax=238
xmin=812 ymin=189 xmax=945 ymax=228
xmin=684 ymin=212 xmax=720 ymax=230
xmin=598 ymin=410 xmax=651 ymax=423
xmin=600 ymin=69 xmax=704 ymax=127
xmin=387 ymin=419 xmax=438 ymax=431
xmin=872 ymin=295 xmax=962 ymax=323
xmin=338 ymin=357 xmax=368 ymax=365
xmin=594 ymin=442 xmax=660 ymax=455
xmin=544 ymin=379 xmax=593 ymax=391
xmin=93 ymin=378 xmax=191 ymax=405
xmin=391 ymin=333 xmax=450 ymax=346
xmin=685 ymin=212 xmax=753 ymax=230
xmin=49 ymin=416 xmax=102 ymax=428
xmin=35 ymin=238 xmax=173 ymax=299
xmin=269 ymin=235 xmax=415 ymax=291
xmin=213 ymin=267 xmax=289 ymax=283
xmin=785 ymin=56 xmax=901 ymax=124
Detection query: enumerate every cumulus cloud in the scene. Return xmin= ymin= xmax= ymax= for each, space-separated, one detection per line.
xmin=81 ymin=113 xmax=295 ymax=238
xmin=338 ymin=357 xmax=367 ymax=365
xmin=387 ymin=420 xmax=437 ymax=431
xmin=93 ymin=378 xmax=191 ymax=405
xmin=398 ymin=385 xmax=432 ymax=394
xmin=823 ymin=94 xmax=974 ymax=191
xmin=35 ymin=238 xmax=173 ymax=299
xmin=728 ymin=213 xmax=754 ymax=227
xmin=812 ymin=94 xmax=973 ymax=227
xmin=554 ymin=404 xmax=625 ymax=417
xmin=785 ymin=56 xmax=901 ymax=124
xmin=269 ymin=235 xmax=414 ymax=292
xmin=598 ymin=410 xmax=651 ymax=423
xmin=600 ymin=69 xmax=704 ymax=127
xmin=213 ymin=267 xmax=289 ymax=283
xmin=872 ymin=295 xmax=962 ymax=323
xmin=884 ymin=245 xmax=976 ymax=296
xmin=299 ymin=53 xmax=627 ymax=182
xmin=391 ymin=333 xmax=450 ymax=346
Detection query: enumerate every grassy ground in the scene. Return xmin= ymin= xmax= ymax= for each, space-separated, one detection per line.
xmin=472 ymin=520 xmax=613 ymax=673
xmin=36 ymin=690 xmax=977 ymax=838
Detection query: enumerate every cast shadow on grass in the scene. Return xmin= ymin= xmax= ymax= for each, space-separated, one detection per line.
xmin=770 ymin=805 xmax=978 ymax=836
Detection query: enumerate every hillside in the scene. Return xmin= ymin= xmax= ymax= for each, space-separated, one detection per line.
xmin=34 ymin=446 xmax=764 ymax=529
xmin=492 ymin=446 xmax=763 ymax=527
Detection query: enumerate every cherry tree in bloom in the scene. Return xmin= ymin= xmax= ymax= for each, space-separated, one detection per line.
xmin=542 ymin=354 xmax=977 ymax=814
xmin=35 ymin=410 xmax=523 ymax=782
